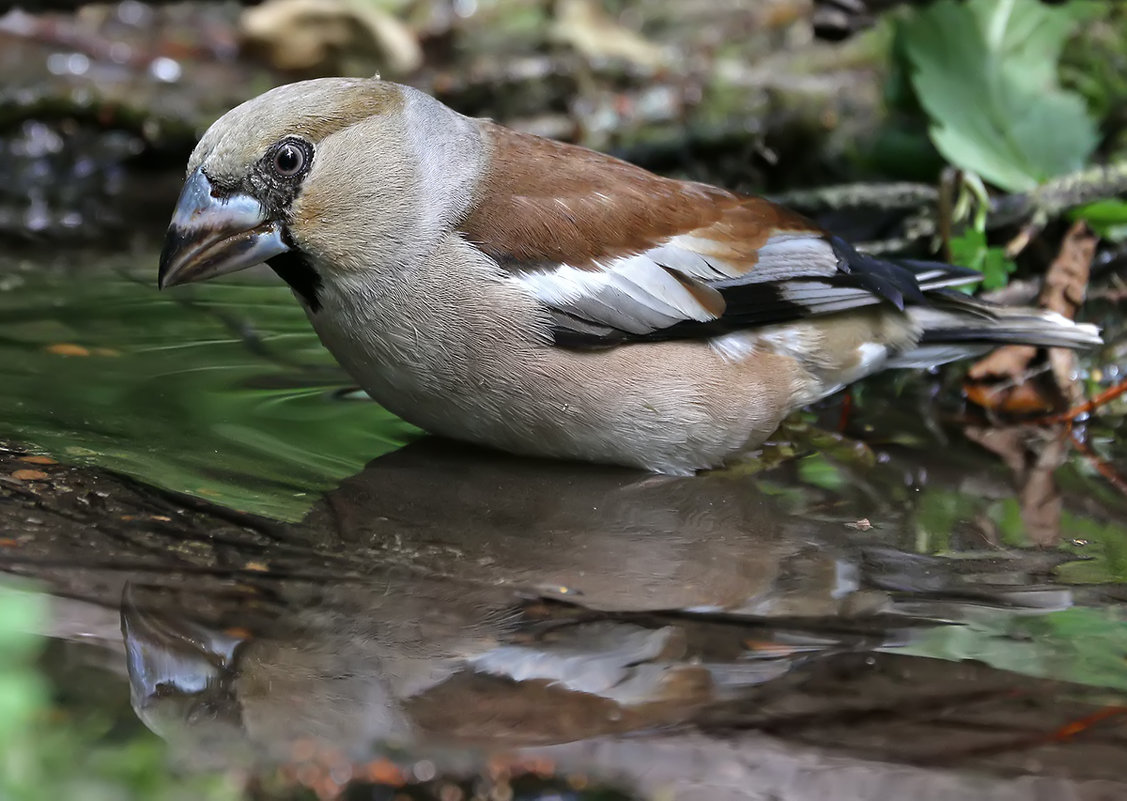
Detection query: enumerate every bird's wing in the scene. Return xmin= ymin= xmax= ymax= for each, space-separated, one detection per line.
xmin=460 ymin=123 xmax=977 ymax=347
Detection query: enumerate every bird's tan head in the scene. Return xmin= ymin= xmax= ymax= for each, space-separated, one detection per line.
xmin=157 ymin=78 xmax=483 ymax=311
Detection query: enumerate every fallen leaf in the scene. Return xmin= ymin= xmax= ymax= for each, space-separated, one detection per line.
xmin=45 ymin=343 xmax=90 ymax=357
xmin=243 ymin=561 xmax=269 ymax=572
xmin=551 ymin=0 xmax=666 ymax=71
xmin=964 ymin=425 xmax=1067 ymax=546
xmin=12 ymin=469 xmax=49 ymax=481
xmin=964 ymin=221 xmax=1096 ymax=415
xmin=845 ymin=518 xmax=872 ymax=531
xmin=18 ymin=455 xmax=57 ymax=465
xmin=964 ymin=374 xmax=1058 ymax=416
xmin=241 ymin=0 xmax=422 ymax=76
xmin=744 ymin=640 xmax=797 ymax=656
xmin=363 ymin=758 xmax=405 ymax=786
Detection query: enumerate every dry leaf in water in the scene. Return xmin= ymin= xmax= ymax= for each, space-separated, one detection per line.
xmin=964 ymin=221 xmax=1096 ymax=415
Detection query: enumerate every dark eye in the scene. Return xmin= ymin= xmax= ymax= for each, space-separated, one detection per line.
xmin=273 ymin=143 xmax=305 ymax=177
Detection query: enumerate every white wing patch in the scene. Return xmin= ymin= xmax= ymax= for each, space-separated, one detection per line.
xmin=516 ymin=255 xmax=721 ymax=334
xmin=750 ymin=233 xmax=839 ymax=279
xmin=510 ymin=232 xmax=840 ymax=336
xmin=708 ymin=328 xmax=810 ymax=364
xmin=708 ymin=331 xmax=758 ymax=362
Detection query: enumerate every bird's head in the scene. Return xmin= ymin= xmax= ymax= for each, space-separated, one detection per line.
xmin=157 ymin=78 xmax=483 ymax=310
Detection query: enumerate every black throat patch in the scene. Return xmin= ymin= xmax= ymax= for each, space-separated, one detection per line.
xmin=267 ymin=250 xmax=323 ymax=312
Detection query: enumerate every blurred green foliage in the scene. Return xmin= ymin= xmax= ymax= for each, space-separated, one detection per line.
xmin=1071 ymin=198 xmax=1127 ymax=242
xmin=897 ymin=605 xmax=1127 ymax=694
xmin=948 ymin=228 xmax=1014 ymax=290
xmin=0 ymin=582 xmax=241 ymax=801
xmin=899 ymin=0 xmax=1101 ymax=193
xmin=0 ymin=584 xmax=48 ymax=751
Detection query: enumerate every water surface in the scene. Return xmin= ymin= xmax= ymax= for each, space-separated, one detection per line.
xmin=2 ymin=249 xmax=1126 ymax=800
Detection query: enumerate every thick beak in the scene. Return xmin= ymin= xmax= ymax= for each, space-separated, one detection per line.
xmin=157 ymin=168 xmax=290 ymax=289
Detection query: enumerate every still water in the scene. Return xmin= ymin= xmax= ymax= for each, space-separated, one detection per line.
xmin=1 ymin=250 xmax=1126 ymax=800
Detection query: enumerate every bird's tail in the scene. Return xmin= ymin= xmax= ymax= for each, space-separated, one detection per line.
xmin=888 ymin=289 xmax=1102 ymax=369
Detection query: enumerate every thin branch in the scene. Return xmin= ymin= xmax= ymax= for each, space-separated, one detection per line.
xmin=1029 ymin=378 xmax=1127 ymax=425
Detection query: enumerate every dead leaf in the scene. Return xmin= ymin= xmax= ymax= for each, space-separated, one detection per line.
xmin=12 ymin=469 xmax=49 ymax=481
xmin=1019 ymin=434 xmax=1068 ymax=546
xmin=551 ymin=0 xmax=666 ymax=71
xmin=363 ymin=758 xmax=405 ymax=786
xmin=965 ymin=425 xmax=1067 ymax=547
xmin=845 ymin=518 xmax=872 ymax=531
xmin=964 ymin=371 xmax=1058 ymax=416
xmin=243 ymin=561 xmax=269 ymax=572
xmin=241 ymin=0 xmax=422 ymax=76
xmin=966 ymin=345 xmax=1038 ymax=383
xmin=45 ymin=343 xmax=90 ymax=357
xmin=744 ymin=639 xmax=797 ymax=656
xmin=1042 ymin=222 xmax=1096 ymax=318
xmin=18 ymin=455 xmax=57 ymax=465
xmin=964 ymin=221 xmax=1096 ymax=415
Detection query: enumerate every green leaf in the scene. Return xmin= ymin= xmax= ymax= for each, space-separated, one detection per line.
xmin=0 ymin=585 xmax=47 ymax=661
xmin=979 ymin=243 xmax=1017 ymax=289
xmin=901 ymin=0 xmax=1100 ymax=191
xmin=948 ymin=228 xmax=1014 ymax=289
xmin=796 ymin=453 xmax=846 ymax=491
xmin=895 ymin=606 xmax=1127 ymax=693
xmin=1072 ymin=198 xmax=1127 ymax=241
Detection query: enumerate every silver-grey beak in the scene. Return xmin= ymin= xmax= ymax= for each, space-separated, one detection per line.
xmin=158 ymin=168 xmax=290 ymax=289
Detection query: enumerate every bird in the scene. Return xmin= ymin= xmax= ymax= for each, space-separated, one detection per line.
xmin=157 ymin=77 xmax=1101 ymax=475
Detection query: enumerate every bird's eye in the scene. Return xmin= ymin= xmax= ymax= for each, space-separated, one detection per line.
xmin=272 ymin=143 xmax=306 ymax=177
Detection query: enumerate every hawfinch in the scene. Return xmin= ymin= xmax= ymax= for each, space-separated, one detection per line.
xmin=158 ymin=78 xmax=1100 ymax=474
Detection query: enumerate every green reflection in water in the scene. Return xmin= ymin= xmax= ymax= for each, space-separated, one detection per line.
xmin=896 ymin=605 xmax=1127 ymax=694
xmin=0 ymin=264 xmax=420 ymax=520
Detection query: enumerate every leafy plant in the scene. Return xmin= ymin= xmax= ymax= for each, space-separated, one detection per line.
xmin=948 ymin=228 xmax=1015 ymax=290
xmin=1071 ymin=198 xmax=1127 ymax=241
xmin=896 ymin=605 xmax=1127 ymax=694
xmin=900 ymin=0 xmax=1101 ymax=192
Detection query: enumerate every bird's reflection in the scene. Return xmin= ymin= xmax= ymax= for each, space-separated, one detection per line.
xmin=117 ymin=440 xmax=1070 ymax=766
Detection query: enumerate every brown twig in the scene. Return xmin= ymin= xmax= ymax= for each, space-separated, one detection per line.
xmin=1029 ymin=377 xmax=1127 ymax=425
xmin=920 ymin=704 xmax=1127 ymax=765
xmin=1069 ymin=430 xmax=1127 ymax=496
xmin=836 ymin=389 xmax=853 ymax=434
xmin=1049 ymin=705 xmax=1127 ymax=742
